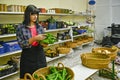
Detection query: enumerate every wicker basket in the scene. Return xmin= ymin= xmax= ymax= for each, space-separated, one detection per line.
xmin=57 ymin=47 xmax=71 ymax=54
xmin=76 ymin=40 xmax=83 ymax=45
xmin=25 ymin=63 xmax=74 ymax=80
xmin=65 ymin=41 xmax=78 ymax=48
xmin=92 ymin=47 xmax=118 ymax=60
xmin=88 ymin=37 xmax=94 ymax=42
xmin=81 ymin=53 xmax=111 ymax=69
xmin=40 ymin=43 xmax=48 ymax=47
xmin=18 ymin=73 xmax=34 ymax=80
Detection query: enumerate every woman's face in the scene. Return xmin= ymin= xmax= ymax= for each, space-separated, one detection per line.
xmin=30 ymin=13 xmax=38 ymax=23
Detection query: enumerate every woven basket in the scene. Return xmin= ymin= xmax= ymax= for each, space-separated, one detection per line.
xmin=92 ymin=47 xmax=118 ymax=60
xmin=25 ymin=63 xmax=74 ymax=80
xmin=57 ymin=47 xmax=71 ymax=54
xmin=76 ymin=40 xmax=83 ymax=45
xmin=65 ymin=41 xmax=78 ymax=48
xmin=81 ymin=53 xmax=111 ymax=69
xmin=40 ymin=43 xmax=48 ymax=47
xmin=82 ymin=39 xmax=89 ymax=43
xmin=18 ymin=73 xmax=34 ymax=80
xmin=88 ymin=37 xmax=94 ymax=42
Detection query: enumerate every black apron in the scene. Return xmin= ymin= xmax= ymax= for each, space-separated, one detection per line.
xmin=20 ymin=45 xmax=47 ymax=78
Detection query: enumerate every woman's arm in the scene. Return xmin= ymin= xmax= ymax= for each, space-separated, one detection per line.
xmin=16 ymin=25 xmax=31 ymax=49
xmin=29 ymin=34 xmax=46 ymax=44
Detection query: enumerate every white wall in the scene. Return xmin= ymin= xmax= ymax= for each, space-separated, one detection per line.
xmin=95 ymin=0 xmax=120 ymax=41
xmin=0 ymin=0 xmax=87 ymax=12
xmin=111 ymin=0 xmax=120 ymax=24
xmin=94 ymin=0 xmax=111 ymax=41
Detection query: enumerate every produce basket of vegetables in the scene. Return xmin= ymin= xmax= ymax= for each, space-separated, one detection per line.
xmin=92 ymin=46 xmax=118 ymax=60
xmin=45 ymin=48 xmax=59 ymax=58
xmin=25 ymin=63 xmax=74 ymax=80
xmin=81 ymin=53 xmax=111 ymax=69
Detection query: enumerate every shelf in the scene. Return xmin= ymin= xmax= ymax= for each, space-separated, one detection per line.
xmin=0 ymin=12 xmax=24 ymax=15
xmin=73 ymin=33 xmax=88 ymax=38
xmin=0 ymin=12 xmax=91 ymax=16
xmin=0 ymin=28 xmax=70 ymax=38
xmin=46 ymin=54 xmax=67 ymax=62
xmin=82 ymin=41 xmax=93 ymax=46
xmin=45 ymin=27 xmax=70 ymax=32
xmin=0 ymin=71 xmax=19 ymax=80
xmin=0 ymin=34 xmax=16 ymax=38
xmin=49 ymin=39 xmax=72 ymax=46
xmin=0 ymin=50 xmax=22 ymax=57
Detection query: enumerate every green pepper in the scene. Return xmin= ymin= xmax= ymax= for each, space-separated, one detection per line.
xmin=34 ymin=74 xmax=38 ymax=79
xmin=41 ymin=39 xmax=50 ymax=44
xmin=62 ymin=68 xmax=67 ymax=80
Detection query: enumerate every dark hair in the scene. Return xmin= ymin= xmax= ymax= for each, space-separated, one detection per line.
xmin=23 ymin=5 xmax=39 ymax=26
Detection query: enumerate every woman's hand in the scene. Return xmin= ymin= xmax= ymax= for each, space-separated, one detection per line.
xmin=29 ymin=34 xmax=46 ymax=44
xmin=35 ymin=34 xmax=46 ymax=41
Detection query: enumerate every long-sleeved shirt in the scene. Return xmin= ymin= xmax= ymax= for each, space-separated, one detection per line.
xmin=16 ymin=24 xmax=44 ymax=49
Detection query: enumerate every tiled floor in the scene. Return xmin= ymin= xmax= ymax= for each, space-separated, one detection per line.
xmin=1 ymin=43 xmax=116 ymax=80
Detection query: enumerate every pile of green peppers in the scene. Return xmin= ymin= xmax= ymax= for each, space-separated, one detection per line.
xmin=40 ymin=33 xmax=57 ymax=44
xmin=34 ymin=66 xmax=72 ymax=80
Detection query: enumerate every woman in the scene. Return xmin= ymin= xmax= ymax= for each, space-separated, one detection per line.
xmin=16 ymin=5 xmax=47 ymax=78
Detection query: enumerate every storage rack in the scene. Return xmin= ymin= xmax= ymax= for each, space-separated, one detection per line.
xmin=0 ymin=11 xmax=94 ymax=79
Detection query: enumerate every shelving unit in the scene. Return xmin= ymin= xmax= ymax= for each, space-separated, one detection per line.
xmin=0 ymin=34 xmax=16 ymax=38
xmin=0 ymin=10 xmax=94 ymax=79
xmin=0 ymin=50 xmax=22 ymax=58
xmin=73 ymin=33 xmax=89 ymax=38
xmin=0 ymin=49 xmax=74 ymax=80
xmin=0 ymin=12 xmax=92 ymax=16
xmin=0 ymin=71 xmax=19 ymax=80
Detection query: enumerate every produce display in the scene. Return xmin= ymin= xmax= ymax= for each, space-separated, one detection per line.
xmin=45 ymin=48 xmax=59 ymax=58
xmin=0 ymin=60 xmax=18 ymax=77
xmin=99 ymin=68 xmax=118 ymax=79
xmin=33 ymin=63 xmax=73 ymax=80
xmin=34 ymin=66 xmax=72 ymax=80
xmin=0 ymin=24 xmax=16 ymax=35
xmin=57 ymin=31 xmax=71 ymax=40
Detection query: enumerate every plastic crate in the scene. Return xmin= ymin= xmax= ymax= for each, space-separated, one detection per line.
xmin=0 ymin=45 xmax=5 ymax=54
xmin=2 ymin=40 xmax=21 ymax=53
xmin=48 ymin=22 xmax=56 ymax=29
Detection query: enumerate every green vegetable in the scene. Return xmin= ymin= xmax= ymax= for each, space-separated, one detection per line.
xmin=34 ymin=66 xmax=72 ymax=80
xmin=40 ymin=33 xmax=57 ymax=44
xmin=62 ymin=68 xmax=67 ymax=80
xmin=34 ymin=74 xmax=38 ymax=79
xmin=46 ymin=66 xmax=71 ymax=80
